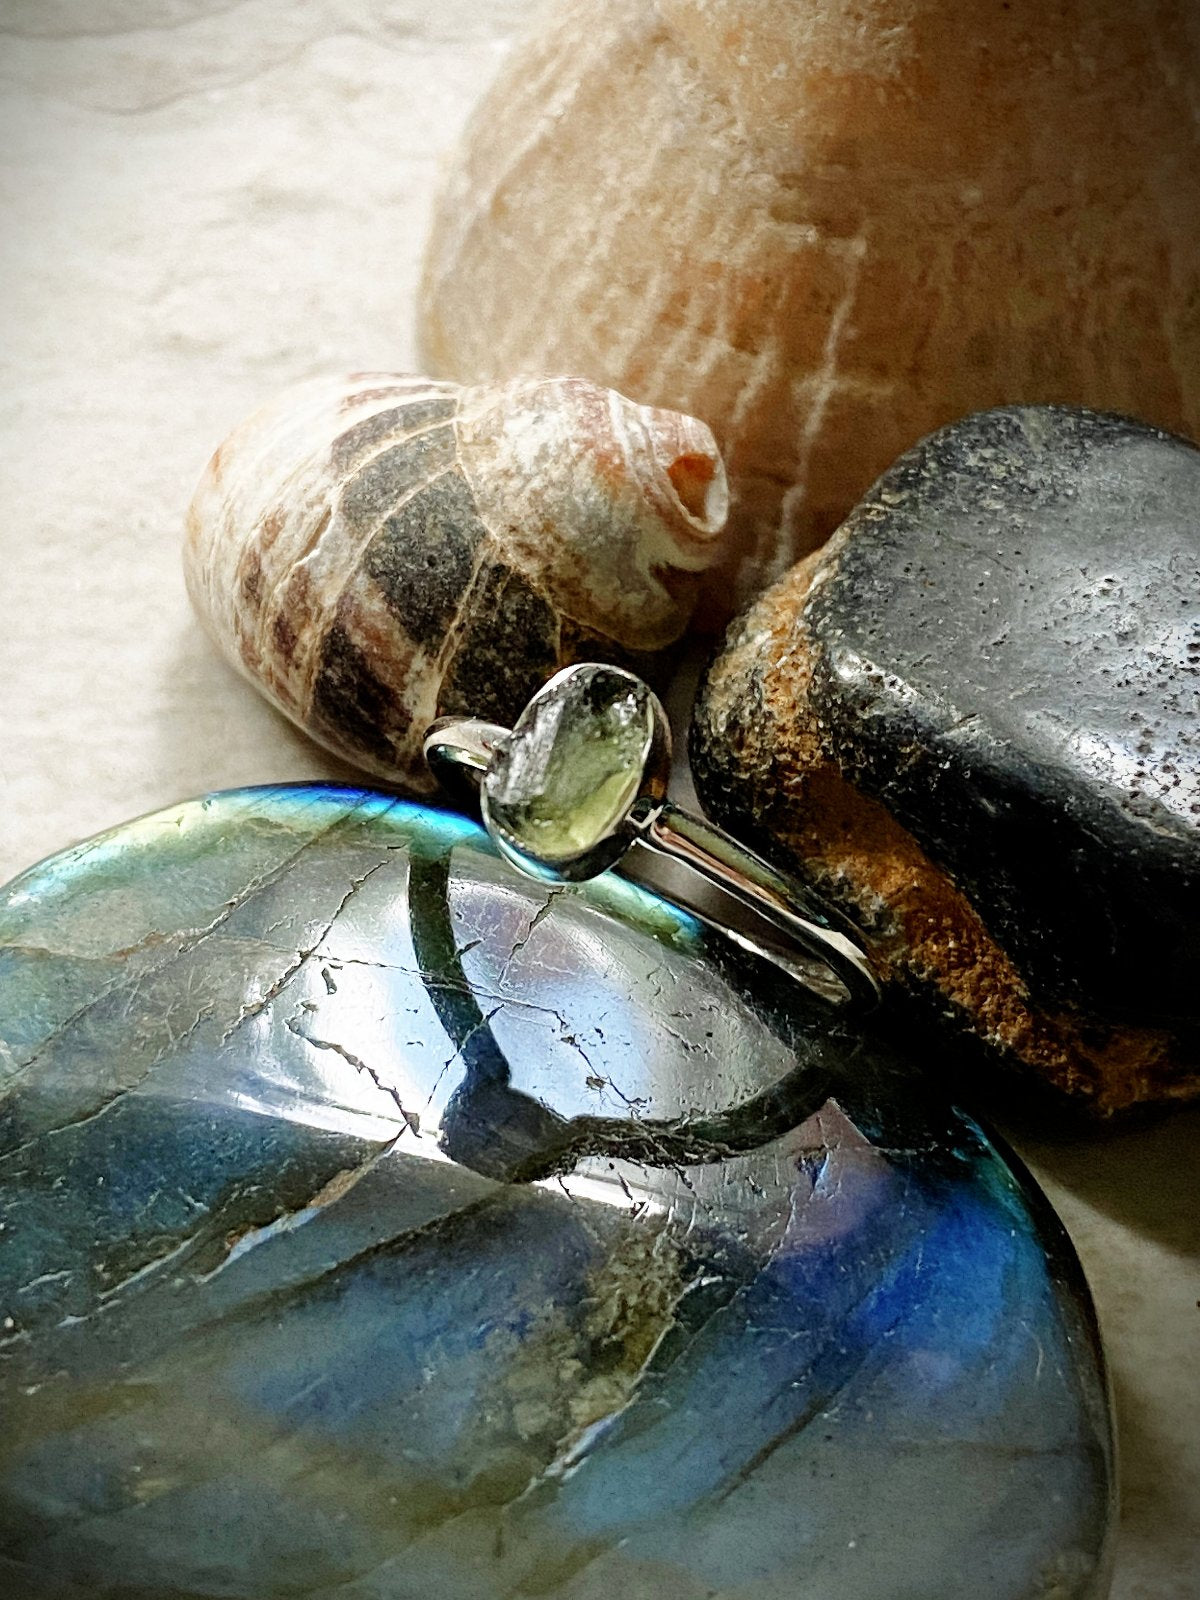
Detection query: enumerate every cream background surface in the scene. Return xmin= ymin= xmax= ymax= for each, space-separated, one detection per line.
xmin=0 ymin=4 xmax=1196 ymax=1594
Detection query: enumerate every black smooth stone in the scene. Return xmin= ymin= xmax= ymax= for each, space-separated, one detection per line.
xmin=799 ymin=406 xmax=1199 ymax=1026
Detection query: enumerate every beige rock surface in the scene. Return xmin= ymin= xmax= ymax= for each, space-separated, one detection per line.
xmin=0 ymin=4 xmax=1196 ymax=1595
xmin=420 ymin=0 xmax=1200 ymax=617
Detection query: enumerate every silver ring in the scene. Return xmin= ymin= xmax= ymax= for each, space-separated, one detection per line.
xmin=424 ymin=663 xmax=880 ymax=1011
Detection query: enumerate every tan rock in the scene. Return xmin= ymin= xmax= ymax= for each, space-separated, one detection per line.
xmin=419 ymin=0 xmax=1200 ymax=618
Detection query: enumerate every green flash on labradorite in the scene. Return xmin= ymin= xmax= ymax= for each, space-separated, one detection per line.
xmin=482 ymin=663 xmax=671 ymax=882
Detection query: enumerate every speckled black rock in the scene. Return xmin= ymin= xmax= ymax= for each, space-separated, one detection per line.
xmin=693 ymin=406 xmax=1200 ymax=1110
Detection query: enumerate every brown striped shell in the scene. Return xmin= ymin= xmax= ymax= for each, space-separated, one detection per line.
xmin=184 ymin=373 xmax=728 ymax=788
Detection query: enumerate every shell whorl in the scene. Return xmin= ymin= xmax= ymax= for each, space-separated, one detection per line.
xmin=185 ymin=372 xmax=727 ymax=787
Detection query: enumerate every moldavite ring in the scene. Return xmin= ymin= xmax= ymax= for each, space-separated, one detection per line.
xmin=424 ymin=663 xmax=881 ymax=1010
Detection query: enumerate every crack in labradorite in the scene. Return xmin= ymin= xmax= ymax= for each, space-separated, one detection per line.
xmin=404 ymin=849 xmax=839 ymax=1184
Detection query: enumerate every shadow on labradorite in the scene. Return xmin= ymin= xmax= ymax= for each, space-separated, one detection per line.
xmin=0 ymin=784 xmax=1114 ymax=1599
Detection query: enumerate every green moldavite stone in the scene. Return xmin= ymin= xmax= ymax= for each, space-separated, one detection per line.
xmin=484 ymin=665 xmax=656 ymax=871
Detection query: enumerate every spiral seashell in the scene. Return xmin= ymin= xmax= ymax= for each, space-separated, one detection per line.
xmin=185 ymin=372 xmax=728 ymax=788
xmin=419 ymin=0 xmax=1200 ymax=620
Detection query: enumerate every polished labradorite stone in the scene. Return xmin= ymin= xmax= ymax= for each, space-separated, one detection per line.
xmin=0 ymin=786 xmax=1113 ymax=1599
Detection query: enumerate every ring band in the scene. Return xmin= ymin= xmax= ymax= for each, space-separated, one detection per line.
xmin=424 ymin=665 xmax=880 ymax=1011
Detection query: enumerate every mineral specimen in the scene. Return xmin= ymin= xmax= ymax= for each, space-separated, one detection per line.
xmin=693 ymin=405 xmax=1200 ymax=1113
xmin=482 ymin=662 xmax=668 ymax=880
xmin=0 ymin=785 xmax=1114 ymax=1596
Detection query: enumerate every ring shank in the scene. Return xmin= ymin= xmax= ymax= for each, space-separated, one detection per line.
xmin=424 ymin=719 xmax=879 ymax=1010
xmin=633 ymin=805 xmax=879 ymax=1009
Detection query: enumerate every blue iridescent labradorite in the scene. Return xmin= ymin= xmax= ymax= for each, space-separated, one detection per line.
xmin=0 ymin=786 xmax=1113 ymax=1599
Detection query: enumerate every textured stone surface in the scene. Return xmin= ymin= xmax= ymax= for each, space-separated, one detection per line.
xmin=184 ymin=373 xmax=726 ymax=789
xmin=0 ymin=10 xmax=1195 ymax=1595
xmin=0 ymin=785 xmax=1114 ymax=1598
xmin=419 ymin=0 xmax=1200 ymax=615
xmin=692 ymin=406 xmax=1200 ymax=1113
